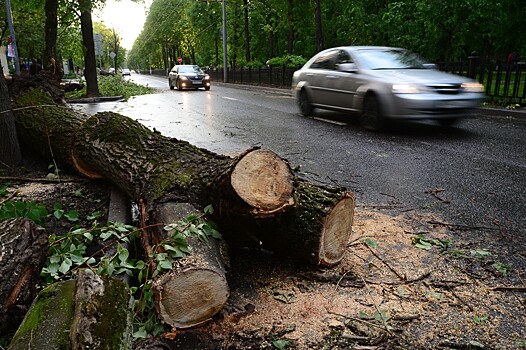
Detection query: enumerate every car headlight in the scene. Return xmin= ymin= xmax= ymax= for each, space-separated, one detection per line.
xmin=461 ymin=82 xmax=484 ymax=93
xmin=392 ymin=83 xmax=430 ymax=94
xmin=179 ymin=76 xmax=189 ymax=81
xmin=204 ymin=74 xmax=210 ymax=80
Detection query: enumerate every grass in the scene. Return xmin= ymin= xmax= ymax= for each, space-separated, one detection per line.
xmin=65 ymin=74 xmax=157 ymax=100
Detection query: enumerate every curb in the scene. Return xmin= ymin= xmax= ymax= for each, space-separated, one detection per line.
xmin=476 ymin=107 xmax=526 ymax=119
xmin=66 ymin=95 xmax=125 ymax=104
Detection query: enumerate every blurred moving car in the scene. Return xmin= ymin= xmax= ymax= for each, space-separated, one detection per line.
xmin=168 ymin=65 xmax=211 ymax=91
xmin=122 ymin=68 xmax=131 ymax=76
xmin=291 ymin=46 xmax=485 ymax=130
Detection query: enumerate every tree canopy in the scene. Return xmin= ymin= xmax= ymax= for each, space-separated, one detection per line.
xmin=127 ymin=0 xmax=525 ymax=71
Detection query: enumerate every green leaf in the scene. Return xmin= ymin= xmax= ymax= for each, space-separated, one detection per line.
xmin=87 ymin=211 xmax=102 ymax=220
xmin=59 ymin=258 xmax=72 ymax=274
xmin=364 ymin=238 xmax=378 ymax=248
xmin=204 ymin=204 xmax=214 ymax=215
xmin=64 ymin=210 xmax=80 ymax=222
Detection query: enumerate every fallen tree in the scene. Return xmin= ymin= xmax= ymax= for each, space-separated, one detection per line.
xmin=9 ymin=87 xmax=355 ymax=331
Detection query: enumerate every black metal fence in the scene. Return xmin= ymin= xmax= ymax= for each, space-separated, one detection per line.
xmin=151 ymin=58 xmax=526 ymax=103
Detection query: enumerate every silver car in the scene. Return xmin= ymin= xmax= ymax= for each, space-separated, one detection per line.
xmin=291 ymin=46 xmax=485 ymax=129
xmin=168 ymin=65 xmax=211 ymax=91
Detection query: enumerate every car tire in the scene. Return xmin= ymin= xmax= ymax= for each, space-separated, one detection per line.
xmin=169 ymin=80 xmax=174 ymax=90
xmin=298 ymin=89 xmax=313 ymax=115
xmin=205 ymin=86 xmax=210 ymax=91
xmin=177 ymin=80 xmax=183 ymax=91
xmin=361 ymin=95 xmax=385 ymax=131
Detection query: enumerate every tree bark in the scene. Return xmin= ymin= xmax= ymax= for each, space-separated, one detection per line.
xmin=0 ymin=72 xmax=22 ymax=167
xmin=8 ymin=269 xmax=133 ymax=350
xmin=43 ymin=0 xmax=58 ymax=68
xmin=79 ymin=0 xmax=99 ymax=97
xmin=0 ymin=218 xmax=48 ymax=337
xmin=12 ymin=100 xmax=355 ymax=266
xmin=152 ymin=202 xmax=229 ymax=328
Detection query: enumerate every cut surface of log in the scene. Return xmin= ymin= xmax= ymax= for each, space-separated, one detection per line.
xmin=152 ymin=202 xmax=229 ymax=328
xmin=231 ymin=149 xmax=294 ymax=216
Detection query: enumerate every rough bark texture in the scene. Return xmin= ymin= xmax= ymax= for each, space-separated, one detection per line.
xmin=74 ymin=112 xmax=295 ymax=219
xmin=152 ymin=202 xmax=229 ymax=328
xmin=0 ymin=218 xmax=48 ymax=337
xmin=0 ymin=74 xmax=22 ymax=167
xmin=12 ymin=88 xmax=100 ymax=177
xmin=8 ymin=270 xmax=133 ymax=350
xmin=220 ymin=180 xmax=355 ymax=266
xmin=12 ymin=99 xmax=354 ymax=266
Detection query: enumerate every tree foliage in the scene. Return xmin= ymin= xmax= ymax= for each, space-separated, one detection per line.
xmin=127 ymin=0 xmax=525 ymax=71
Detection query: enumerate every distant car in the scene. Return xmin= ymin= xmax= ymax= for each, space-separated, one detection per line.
xmin=168 ymin=65 xmax=211 ymax=91
xmin=122 ymin=68 xmax=131 ymax=76
xmin=291 ymin=46 xmax=485 ymax=130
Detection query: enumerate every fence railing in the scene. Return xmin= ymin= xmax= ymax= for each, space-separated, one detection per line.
xmin=150 ymin=59 xmax=526 ymax=103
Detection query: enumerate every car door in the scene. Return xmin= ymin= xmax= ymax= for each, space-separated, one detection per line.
xmin=315 ymin=49 xmax=358 ymax=111
xmin=304 ymin=50 xmax=338 ymax=106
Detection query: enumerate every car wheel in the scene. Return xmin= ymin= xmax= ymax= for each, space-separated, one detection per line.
xmin=169 ymin=79 xmax=174 ymax=90
xmin=437 ymin=118 xmax=459 ymax=127
xmin=298 ymin=89 xmax=313 ymax=115
xmin=177 ymin=80 xmax=183 ymax=91
xmin=205 ymin=86 xmax=210 ymax=91
xmin=361 ymin=95 xmax=385 ymax=131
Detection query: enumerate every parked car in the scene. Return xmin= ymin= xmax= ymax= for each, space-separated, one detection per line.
xmin=122 ymin=68 xmax=131 ymax=76
xmin=168 ymin=65 xmax=211 ymax=91
xmin=291 ymin=46 xmax=485 ymax=130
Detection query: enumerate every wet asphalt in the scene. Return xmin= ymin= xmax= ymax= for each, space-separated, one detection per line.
xmin=70 ymin=73 xmax=526 ymax=238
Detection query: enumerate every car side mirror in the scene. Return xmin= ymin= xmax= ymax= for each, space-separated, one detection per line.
xmin=337 ymin=63 xmax=358 ymax=72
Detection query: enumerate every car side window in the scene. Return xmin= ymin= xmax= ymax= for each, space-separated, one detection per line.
xmin=310 ymin=51 xmax=338 ymax=70
xmin=336 ymin=50 xmax=353 ymax=65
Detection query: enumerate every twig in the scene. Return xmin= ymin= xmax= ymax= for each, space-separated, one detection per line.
xmin=364 ymin=243 xmax=406 ymax=281
xmin=428 ymin=220 xmax=496 ymax=232
xmin=491 ymin=286 xmax=526 ymax=292
xmin=425 ymin=188 xmax=450 ymax=204
xmin=361 ymin=277 xmax=393 ymax=334
xmin=0 ymin=190 xmax=17 ymax=206
xmin=0 ymin=176 xmax=86 ymax=183
xmin=328 ymin=311 xmax=388 ymax=332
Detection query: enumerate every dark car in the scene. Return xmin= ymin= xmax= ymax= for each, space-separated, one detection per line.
xmin=291 ymin=46 xmax=485 ymax=130
xmin=168 ymin=65 xmax=211 ymax=91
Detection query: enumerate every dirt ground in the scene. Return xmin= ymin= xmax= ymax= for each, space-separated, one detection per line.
xmin=2 ymin=159 xmax=525 ymax=350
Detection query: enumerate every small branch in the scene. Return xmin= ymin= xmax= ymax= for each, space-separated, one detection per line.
xmin=491 ymin=286 xmax=526 ymax=292
xmin=0 ymin=176 xmax=86 ymax=184
xmin=0 ymin=190 xmax=17 ymax=206
xmin=425 ymin=188 xmax=450 ymax=204
xmin=364 ymin=243 xmax=406 ymax=281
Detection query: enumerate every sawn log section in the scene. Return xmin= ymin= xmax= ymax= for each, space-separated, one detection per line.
xmin=12 ymin=90 xmax=355 ymax=328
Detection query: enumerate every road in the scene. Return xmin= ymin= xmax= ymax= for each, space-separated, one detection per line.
xmin=71 ymin=73 xmax=526 ymax=236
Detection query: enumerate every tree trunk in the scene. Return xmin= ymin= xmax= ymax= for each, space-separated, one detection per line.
xmin=79 ymin=0 xmax=99 ymax=97
xmin=0 ymin=218 xmax=47 ymax=337
xmin=43 ymin=0 xmax=58 ymax=68
xmin=152 ymin=202 xmax=229 ymax=328
xmin=8 ymin=269 xmax=133 ymax=350
xmin=0 ymin=73 xmax=22 ymax=167
xmin=243 ymin=0 xmax=251 ymax=62
xmin=315 ymin=0 xmax=324 ymax=52
xmin=12 ymin=99 xmax=355 ymax=266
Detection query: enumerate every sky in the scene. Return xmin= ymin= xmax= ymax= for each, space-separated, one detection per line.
xmin=94 ymin=0 xmax=153 ymax=50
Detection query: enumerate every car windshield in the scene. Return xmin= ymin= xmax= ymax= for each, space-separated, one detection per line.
xmin=354 ymin=49 xmax=430 ymax=70
xmin=178 ymin=65 xmax=202 ymax=73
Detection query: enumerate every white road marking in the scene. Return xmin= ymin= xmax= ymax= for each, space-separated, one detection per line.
xmin=313 ymin=117 xmax=348 ymax=126
xmin=223 ymin=97 xmax=238 ymax=101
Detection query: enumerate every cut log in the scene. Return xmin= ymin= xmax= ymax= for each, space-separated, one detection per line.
xmin=74 ymin=112 xmax=295 ymax=218
xmin=152 ymin=202 xmax=229 ymax=328
xmin=12 ymin=88 xmax=102 ymax=178
xmin=13 ymin=98 xmax=355 ymax=266
xmin=220 ymin=180 xmax=355 ymax=266
xmin=8 ymin=269 xmax=133 ymax=350
xmin=0 ymin=218 xmax=48 ymax=337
